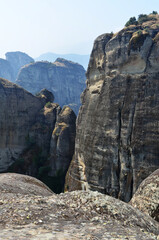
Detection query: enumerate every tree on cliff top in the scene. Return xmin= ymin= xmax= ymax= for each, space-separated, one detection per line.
xmin=125 ymin=17 xmax=138 ymax=27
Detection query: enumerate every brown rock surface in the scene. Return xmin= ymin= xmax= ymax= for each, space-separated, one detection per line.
xmin=0 ymin=173 xmax=53 ymax=196
xmin=130 ymin=168 xmax=159 ymax=222
xmin=0 ymin=189 xmax=158 ymax=239
xmin=66 ymin=14 xmax=159 ymax=202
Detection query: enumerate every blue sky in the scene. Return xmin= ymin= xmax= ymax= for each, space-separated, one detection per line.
xmin=0 ymin=0 xmax=158 ymax=58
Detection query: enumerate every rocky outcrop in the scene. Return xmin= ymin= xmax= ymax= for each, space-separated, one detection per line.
xmin=0 ymin=189 xmax=158 ymax=239
xmin=5 ymin=51 xmax=34 ymax=82
xmin=16 ymin=58 xmax=86 ymax=114
xmin=0 ymin=78 xmax=76 ymax=193
xmin=49 ymin=106 xmax=76 ymax=185
xmin=66 ymin=14 xmax=159 ymax=202
xmin=0 ymin=58 xmax=14 ymax=82
xmin=0 ymin=173 xmax=53 ymax=196
xmin=130 ymin=169 xmax=159 ymax=222
xmin=35 ymin=52 xmax=90 ymax=70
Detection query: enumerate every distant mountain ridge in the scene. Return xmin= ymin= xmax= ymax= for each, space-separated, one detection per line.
xmin=35 ymin=52 xmax=90 ymax=70
xmin=16 ymin=58 xmax=86 ymax=114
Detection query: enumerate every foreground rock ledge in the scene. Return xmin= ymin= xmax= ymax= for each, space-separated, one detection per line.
xmin=0 ymin=189 xmax=158 ymax=239
xmin=130 ymin=168 xmax=159 ymax=222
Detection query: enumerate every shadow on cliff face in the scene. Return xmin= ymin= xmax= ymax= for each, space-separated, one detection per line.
xmin=0 ymin=78 xmax=76 ymax=194
xmin=7 ymin=145 xmax=68 ymax=194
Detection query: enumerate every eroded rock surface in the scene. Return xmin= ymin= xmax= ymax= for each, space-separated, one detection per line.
xmin=49 ymin=106 xmax=76 ymax=177
xmin=0 ymin=78 xmax=76 ymax=192
xmin=66 ymin=14 xmax=159 ymax=202
xmin=0 ymin=173 xmax=53 ymax=196
xmin=0 ymin=189 xmax=158 ymax=239
xmin=16 ymin=58 xmax=86 ymax=114
xmin=130 ymin=168 xmax=159 ymax=222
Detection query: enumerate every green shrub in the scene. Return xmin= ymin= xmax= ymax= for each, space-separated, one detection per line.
xmin=125 ymin=17 xmax=138 ymax=27
xmin=138 ymin=14 xmax=149 ymax=24
xmin=45 ymin=102 xmax=52 ymax=108
xmin=138 ymin=14 xmax=156 ymax=24
xmin=151 ymin=11 xmax=158 ymax=15
xmin=129 ymin=30 xmax=149 ymax=51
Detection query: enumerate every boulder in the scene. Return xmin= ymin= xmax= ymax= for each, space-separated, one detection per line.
xmin=0 ymin=190 xmax=158 ymax=239
xmin=0 ymin=173 xmax=53 ymax=196
xmin=130 ymin=169 xmax=159 ymax=222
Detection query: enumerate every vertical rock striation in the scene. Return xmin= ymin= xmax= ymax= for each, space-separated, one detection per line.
xmin=0 ymin=78 xmax=76 ymax=193
xmin=66 ymin=15 xmax=159 ymax=202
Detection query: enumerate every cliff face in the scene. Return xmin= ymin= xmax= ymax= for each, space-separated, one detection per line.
xmin=0 ymin=78 xmax=44 ymax=172
xmin=0 ymin=58 xmax=14 ymax=82
xmin=16 ymin=58 xmax=86 ymax=114
xmin=66 ymin=15 xmax=159 ymax=202
xmin=49 ymin=106 xmax=76 ymax=176
xmin=5 ymin=51 xmax=34 ymax=82
xmin=0 ymin=78 xmax=76 ymax=193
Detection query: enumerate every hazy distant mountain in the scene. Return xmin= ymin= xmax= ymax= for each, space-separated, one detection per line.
xmin=16 ymin=58 xmax=86 ymax=114
xmin=5 ymin=51 xmax=34 ymax=82
xmin=35 ymin=53 xmax=90 ymax=70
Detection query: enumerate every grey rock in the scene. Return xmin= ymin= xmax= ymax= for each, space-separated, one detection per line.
xmin=0 ymin=58 xmax=14 ymax=81
xmin=5 ymin=51 xmax=34 ymax=82
xmin=35 ymin=52 xmax=90 ymax=70
xmin=0 ymin=78 xmax=76 ymax=188
xmin=130 ymin=168 xmax=159 ymax=222
xmin=16 ymin=58 xmax=86 ymax=114
xmin=0 ymin=172 xmax=53 ymax=196
xmin=49 ymin=106 xmax=76 ymax=177
xmin=0 ymin=190 xmax=158 ymax=239
xmin=66 ymin=15 xmax=159 ymax=202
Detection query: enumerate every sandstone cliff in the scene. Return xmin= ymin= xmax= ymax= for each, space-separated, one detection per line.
xmin=48 ymin=106 xmax=76 ymax=191
xmin=5 ymin=51 xmax=34 ymax=82
xmin=0 ymin=78 xmax=76 ymax=193
xmin=66 ymin=14 xmax=159 ymax=202
xmin=16 ymin=58 xmax=86 ymax=114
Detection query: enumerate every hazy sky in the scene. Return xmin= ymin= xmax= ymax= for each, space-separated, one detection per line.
xmin=0 ymin=0 xmax=158 ymax=58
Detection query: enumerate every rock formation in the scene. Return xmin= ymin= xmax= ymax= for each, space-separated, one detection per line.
xmin=16 ymin=58 xmax=86 ymax=114
xmin=35 ymin=52 xmax=90 ymax=70
xmin=0 ymin=58 xmax=14 ymax=82
xmin=5 ymin=51 xmax=34 ymax=82
xmin=0 ymin=173 xmax=53 ymax=196
xmin=66 ymin=14 xmax=159 ymax=202
xmin=48 ymin=106 xmax=76 ymax=191
xmin=0 ymin=185 xmax=158 ymax=239
xmin=0 ymin=78 xmax=76 ymax=193
xmin=130 ymin=168 xmax=159 ymax=222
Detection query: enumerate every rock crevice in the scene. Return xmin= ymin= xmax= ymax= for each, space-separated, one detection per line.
xmin=66 ymin=15 xmax=159 ymax=202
